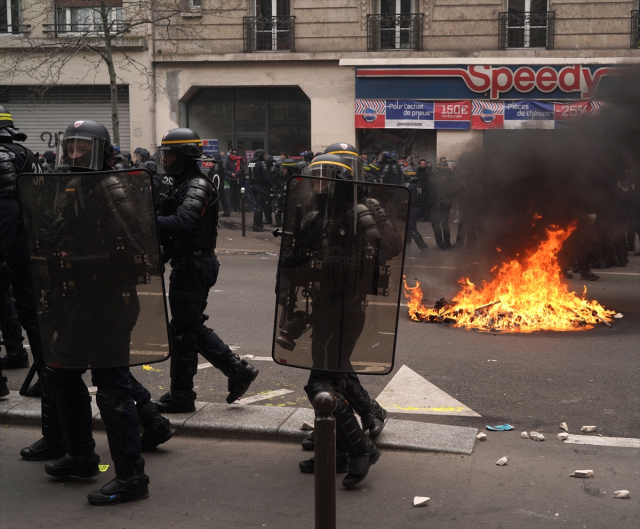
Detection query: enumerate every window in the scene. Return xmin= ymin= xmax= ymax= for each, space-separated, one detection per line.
xmin=500 ymin=0 xmax=553 ymax=49
xmin=368 ymin=0 xmax=423 ymax=51
xmin=245 ymin=0 xmax=294 ymax=52
xmin=0 ymin=0 xmax=21 ymax=34
xmin=55 ymin=3 xmax=124 ymax=34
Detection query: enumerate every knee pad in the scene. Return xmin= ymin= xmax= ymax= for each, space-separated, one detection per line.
xmin=96 ymin=387 xmax=137 ymax=430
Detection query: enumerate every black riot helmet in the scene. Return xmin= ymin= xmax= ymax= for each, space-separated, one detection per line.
xmin=0 ymin=105 xmax=27 ymax=142
xmin=56 ymin=120 xmax=112 ymax=171
xmin=293 ymin=161 xmax=307 ymax=176
xmin=250 ymin=149 xmax=266 ymax=162
xmin=134 ymin=147 xmax=150 ymax=163
xmin=280 ymin=158 xmax=296 ymax=177
xmin=303 ymin=153 xmax=353 ymax=186
xmin=404 ymin=166 xmax=419 ymax=183
xmin=323 ymin=142 xmax=364 ymax=182
xmin=302 ymin=151 xmax=314 ymax=164
xmin=158 ymin=128 xmax=203 ymax=175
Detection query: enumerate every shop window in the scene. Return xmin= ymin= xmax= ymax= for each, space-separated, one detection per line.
xmin=0 ymin=0 xmax=23 ymax=34
xmin=368 ymin=0 xmax=423 ymax=51
xmin=186 ymin=86 xmax=310 ymax=157
xmin=499 ymin=0 xmax=554 ymax=50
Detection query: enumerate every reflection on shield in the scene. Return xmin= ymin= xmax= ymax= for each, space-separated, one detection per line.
xmin=272 ymin=176 xmax=410 ymax=375
xmin=16 ymin=169 xmax=170 ymax=369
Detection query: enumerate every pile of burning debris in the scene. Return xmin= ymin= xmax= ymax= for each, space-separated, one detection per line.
xmin=404 ymin=223 xmax=616 ymax=333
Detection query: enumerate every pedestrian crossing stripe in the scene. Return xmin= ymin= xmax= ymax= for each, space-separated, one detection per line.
xmin=99 ymin=465 xmax=110 ymax=472
xmin=375 ymin=365 xmax=481 ymax=417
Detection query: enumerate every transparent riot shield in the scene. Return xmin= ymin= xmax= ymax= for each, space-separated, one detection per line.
xmin=272 ymin=176 xmax=409 ymax=375
xmin=16 ymin=169 xmax=170 ymax=369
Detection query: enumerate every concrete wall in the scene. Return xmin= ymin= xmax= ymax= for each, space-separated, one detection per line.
xmin=154 ymin=60 xmax=356 ymax=152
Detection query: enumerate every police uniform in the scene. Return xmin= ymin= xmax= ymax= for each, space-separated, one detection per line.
xmin=246 ymin=150 xmax=273 ymax=231
xmin=405 ymin=168 xmax=428 ymax=252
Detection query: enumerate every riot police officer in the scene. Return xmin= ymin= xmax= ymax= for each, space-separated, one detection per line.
xmin=405 ymin=167 xmax=429 ymax=253
xmin=272 ymin=158 xmax=295 ymax=228
xmin=323 ymin=142 xmax=364 ymax=181
xmin=153 ymin=128 xmax=259 ymax=413
xmin=0 ymin=106 xmax=42 ymax=391
xmin=208 ymin=153 xmax=231 ymax=217
xmin=379 ymin=151 xmax=403 ymax=185
xmin=133 ymin=147 xmax=151 ymax=167
xmin=246 ymin=149 xmax=273 ymax=231
xmin=16 ymin=119 xmax=177 ymax=506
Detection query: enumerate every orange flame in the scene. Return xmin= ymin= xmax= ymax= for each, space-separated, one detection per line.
xmin=403 ymin=222 xmax=615 ymax=333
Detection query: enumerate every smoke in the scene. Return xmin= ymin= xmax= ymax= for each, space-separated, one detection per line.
xmin=450 ymin=67 xmax=640 ymax=278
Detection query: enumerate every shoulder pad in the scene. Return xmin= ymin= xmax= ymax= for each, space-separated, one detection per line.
xmin=0 ymin=149 xmax=18 ymax=188
xmin=178 ymin=176 xmax=214 ymax=222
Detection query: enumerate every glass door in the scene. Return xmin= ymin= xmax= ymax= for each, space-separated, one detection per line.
xmin=235 ymin=135 xmax=266 ymax=161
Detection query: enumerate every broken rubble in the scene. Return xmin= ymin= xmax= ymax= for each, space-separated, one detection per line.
xmin=613 ymin=490 xmax=630 ymax=499
xmin=300 ymin=422 xmax=314 ymax=431
xmin=413 ymin=496 xmax=430 ymax=507
xmin=521 ymin=431 xmax=529 ymax=439
xmin=581 ymin=426 xmax=597 ymax=433
xmin=558 ymin=433 xmax=569 ymax=441
xmin=560 ymin=422 xmax=569 ymax=431
xmin=530 ymin=431 xmax=545 ymax=441
xmin=496 ymin=456 xmax=508 ymax=466
xmin=570 ymin=470 xmax=594 ymax=478
xmin=613 ymin=313 xmax=624 ymax=319
xmin=476 ymin=432 xmax=487 ymax=441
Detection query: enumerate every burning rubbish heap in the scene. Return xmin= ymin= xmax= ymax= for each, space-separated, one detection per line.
xmin=403 ymin=223 xmax=616 ymax=333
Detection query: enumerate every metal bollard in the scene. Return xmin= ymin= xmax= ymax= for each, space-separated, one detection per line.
xmin=312 ymin=391 xmax=337 ymax=529
xmin=240 ymin=187 xmax=246 ymax=237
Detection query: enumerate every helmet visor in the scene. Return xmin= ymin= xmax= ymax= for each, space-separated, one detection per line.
xmin=157 ymin=147 xmax=184 ymax=175
xmin=56 ymin=133 xmax=104 ymax=171
xmin=337 ymin=152 xmax=364 ymax=182
xmin=302 ymin=164 xmax=339 ymax=194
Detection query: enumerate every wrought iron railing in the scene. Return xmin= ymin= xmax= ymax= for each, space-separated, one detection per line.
xmin=243 ymin=16 xmax=295 ymax=53
xmin=0 ymin=24 xmax=29 ymax=34
xmin=367 ymin=13 xmax=423 ymax=51
xmin=498 ymin=11 xmax=554 ymax=50
xmin=631 ymin=10 xmax=640 ymax=49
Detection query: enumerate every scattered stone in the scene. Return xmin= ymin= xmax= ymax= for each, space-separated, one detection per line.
xmin=476 ymin=432 xmax=487 ymax=441
xmin=371 ymin=343 xmax=379 ymax=349
xmin=496 ymin=456 xmax=508 ymax=466
xmin=570 ymin=470 xmax=594 ymax=478
xmin=581 ymin=426 xmax=597 ymax=433
xmin=560 ymin=422 xmax=569 ymax=431
xmin=300 ymin=422 xmax=314 ymax=431
xmin=413 ymin=496 xmax=430 ymax=507
xmin=613 ymin=490 xmax=630 ymax=499
xmin=521 ymin=431 xmax=529 ymax=439
xmin=613 ymin=313 xmax=624 ymax=319
xmin=558 ymin=433 xmax=569 ymax=441
xmin=530 ymin=431 xmax=545 ymax=441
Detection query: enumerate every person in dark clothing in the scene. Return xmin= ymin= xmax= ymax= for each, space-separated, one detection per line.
xmin=430 ymin=159 xmax=455 ymax=249
xmin=415 ymin=159 xmax=432 ymax=222
xmin=379 ymin=152 xmax=402 ymax=185
xmin=246 ymin=149 xmax=273 ymax=231
xmin=208 ymin=153 xmax=230 ymax=217
xmin=224 ymin=148 xmax=245 ymax=213
xmin=153 ymin=128 xmax=259 ymax=413
xmin=404 ymin=167 xmax=428 ymax=254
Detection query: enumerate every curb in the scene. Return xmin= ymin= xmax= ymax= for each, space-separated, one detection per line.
xmin=1 ymin=392 xmax=478 ymax=455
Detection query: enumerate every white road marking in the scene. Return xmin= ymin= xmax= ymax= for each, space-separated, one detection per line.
xmin=198 ymin=356 xmax=273 ymax=370
xmin=592 ymin=271 xmax=640 ymax=276
xmin=375 ymin=365 xmax=481 ymax=417
xmin=137 ymin=292 xmax=164 ymax=296
xmin=236 ymin=389 xmax=293 ymax=405
xmin=565 ymin=435 xmax=640 ymax=448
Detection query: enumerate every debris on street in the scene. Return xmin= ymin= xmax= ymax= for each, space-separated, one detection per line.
xmin=521 ymin=431 xmax=529 ymax=439
xmin=570 ymin=470 xmax=594 ymax=478
xmin=530 ymin=431 xmax=545 ymax=441
xmin=300 ymin=422 xmax=314 ymax=431
xmin=487 ymin=424 xmax=514 ymax=431
xmin=560 ymin=422 xmax=569 ymax=431
xmin=413 ymin=496 xmax=430 ymax=507
xmin=476 ymin=432 xmax=487 ymax=441
xmin=581 ymin=426 xmax=597 ymax=433
xmin=558 ymin=433 xmax=569 ymax=441
xmin=613 ymin=313 xmax=624 ymax=319
xmin=613 ymin=490 xmax=630 ymax=499
xmin=496 ymin=456 xmax=509 ymax=466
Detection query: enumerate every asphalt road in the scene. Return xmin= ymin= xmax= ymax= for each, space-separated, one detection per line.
xmin=1 ymin=426 xmax=638 ymax=528
xmin=5 ymin=216 xmax=640 ymax=438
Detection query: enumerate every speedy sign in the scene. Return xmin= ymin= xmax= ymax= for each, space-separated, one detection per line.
xmin=355 ymin=65 xmax=624 ymax=100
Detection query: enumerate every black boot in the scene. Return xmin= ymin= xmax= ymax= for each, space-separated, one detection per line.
xmin=343 ymin=376 xmax=388 ymax=440
xmin=87 ymin=459 xmax=149 ymax=506
xmin=137 ymin=401 xmax=176 ymax=451
xmin=1 ymin=347 xmax=29 ymax=369
xmin=341 ymin=439 xmax=380 ymax=489
xmin=20 ymin=437 xmax=66 ymax=461
xmin=301 ymin=431 xmax=314 ymax=451
xmin=25 ymin=377 xmax=42 ymax=398
xmin=299 ymin=451 xmax=349 ymax=474
xmin=153 ymin=390 xmax=196 ymax=413
xmin=45 ymin=451 xmax=101 ymax=478
xmin=0 ymin=375 xmax=8 ymax=398
xmin=205 ymin=352 xmax=259 ymax=404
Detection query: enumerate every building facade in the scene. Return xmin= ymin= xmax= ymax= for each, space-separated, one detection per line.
xmin=2 ymin=1 xmax=640 ymax=162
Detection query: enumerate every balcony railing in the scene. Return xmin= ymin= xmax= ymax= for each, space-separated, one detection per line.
xmin=43 ymin=21 xmax=126 ymax=37
xmin=498 ymin=11 xmax=555 ymax=50
xmin=243 ymin=16 xmax=295 ymax=53
xmin=367 ymin=13 xmax=423 ymax=51
xmin=631 ymin=10 xmax=640 ymax=49
xmin=0 ymin=24 xmax=30 ymax=35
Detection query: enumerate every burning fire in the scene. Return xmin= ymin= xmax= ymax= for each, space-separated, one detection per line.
xmin=404 ymin=222 xmax=615 ymax=333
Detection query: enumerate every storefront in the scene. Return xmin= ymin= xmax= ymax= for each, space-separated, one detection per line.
xmin=343 ymin=60 xmax=625 ymax=166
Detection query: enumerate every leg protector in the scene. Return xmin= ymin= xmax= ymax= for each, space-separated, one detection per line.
xmin=96 ymin=386 xmax=143 ymax=478
xmin=0 ymin=287 xmax=29 ymax=369
xmin=343 ymin=375 xmax=387 ymax=439
xmin=137 ymin=401 xmax=176 ymax=452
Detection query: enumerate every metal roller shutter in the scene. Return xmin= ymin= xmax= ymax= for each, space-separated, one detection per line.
xmin=1 ymin=85 xmax=130 ymax=154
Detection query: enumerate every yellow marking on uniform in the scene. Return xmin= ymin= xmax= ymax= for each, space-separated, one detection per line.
xmin=383 ymin=405 xmax=469 ymax=412
xmin=309 ymin=160 xmax=352 ymax=171
xmin=161 ymin=139 xmax=203 ymax=145
xmin=328 ymin=150 xmax=358 ymax=156
xmin=98 ymin=465 xmax=110 ymax=472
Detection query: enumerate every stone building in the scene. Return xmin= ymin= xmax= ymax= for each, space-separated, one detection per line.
xmin=2 ymin=1 xmax=640 ymax=162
